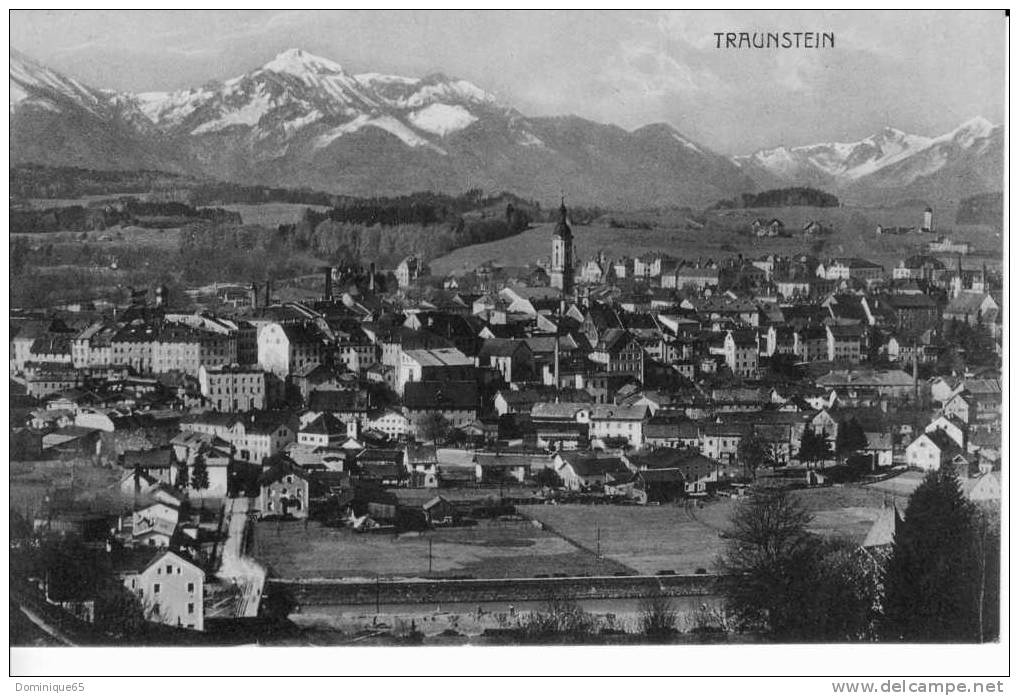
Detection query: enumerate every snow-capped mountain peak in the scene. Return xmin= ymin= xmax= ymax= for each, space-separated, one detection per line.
xmin=9 ymin=48 xmax=104 ymax=114
xmin=941 ymin=116 xmax=996 ymax=147
xmin=9 ymin=49 xmax=1000 ymax=208
xmin=738 ymin=118 xmax=999 ymax=188
xmin=260 ymin=48 xmax=348 ymax=77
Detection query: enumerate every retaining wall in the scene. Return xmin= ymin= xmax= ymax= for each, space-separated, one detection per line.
xmin=269 ymin=573 xmax=726 ymax=606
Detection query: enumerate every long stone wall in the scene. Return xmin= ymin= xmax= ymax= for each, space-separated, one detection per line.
xmin=269 ymin=573 xmax=726 ymax=606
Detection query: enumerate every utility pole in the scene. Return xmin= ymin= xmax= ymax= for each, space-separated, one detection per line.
xmin=375 ymin=574 xmax=381 ymax=616
xmin=596 ymin=525 xmax=601 ymax=558
xmin=428 ymin=538 xmax=433 ymax=575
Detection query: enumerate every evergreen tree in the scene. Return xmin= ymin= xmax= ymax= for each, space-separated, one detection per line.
xmin=797 ymin=427 xmax=832 ymax=469
xmin=835 ymin=418 xmax=869 ymax=459
xmin=190 ymin=453 xmax=210 ymax=499
xmin=882 ymin=468 xmax=986 ymax=642
xmin=737 ymin=432 xmax=772 ymax=481
xmin=175 ymin=453 xmax=189 ymax=493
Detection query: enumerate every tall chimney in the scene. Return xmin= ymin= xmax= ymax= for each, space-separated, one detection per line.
xmin=265 ymin=280 xmax=271 ymax=307
xmin=369 ymin=262 xmax=376 ymax=292
xmin=323 ymin=266 xmax=333 ymax=301
xmin=554 ymin=335 xmax=560 ymax=387
xmin=250 ymin=282 xmax=259 ymax=309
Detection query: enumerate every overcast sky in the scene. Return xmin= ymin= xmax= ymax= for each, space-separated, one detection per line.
xmin=10 ymin=10 xmax=1006 ymax=154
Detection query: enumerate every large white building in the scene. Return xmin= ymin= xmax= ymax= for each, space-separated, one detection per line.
xmin=257 ymin=322 xmax=328 ymax=378
xmin=588 ymin=404 xmax=649 ymax=449
xmin=118 ymin=549 xmax=205 ymax=632
xmin=397 ymin=347 xmax=475 ymax=395
xmin=198 ymin=365 xmax=268 ymax=412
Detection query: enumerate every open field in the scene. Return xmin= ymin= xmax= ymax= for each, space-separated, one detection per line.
xmin=11 ymin=224 xmax=183 ymax=250
xmin=251 ymin=517 xmax=631 ymax=580
xmin=526 ymin=484 xmax=897 ymax=574
xmin=254 ymin=477 xmax=914 ymax=581
xmin=864 ymin=470 xmax=926 ymax=499
xmin=525 ymin=503 xmax=730 ymax=575
xmin=429 ymin=205 xmax=1001 ymax=277
xmin=219 ymin=203 xmax=330 ymax=226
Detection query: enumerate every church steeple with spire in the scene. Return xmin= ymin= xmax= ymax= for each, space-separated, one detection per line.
xmin=550 ymin=195 xmax=575 ymax=295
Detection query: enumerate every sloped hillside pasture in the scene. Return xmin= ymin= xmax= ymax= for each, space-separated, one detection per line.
xmin=430 ymin=204 xmax=1002 ymax=278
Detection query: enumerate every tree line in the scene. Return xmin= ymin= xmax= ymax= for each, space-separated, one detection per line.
xmin=11 ymin=199 xmax=241 ymax=235
xmin=711 ymin=187 xmax=840 ymax=209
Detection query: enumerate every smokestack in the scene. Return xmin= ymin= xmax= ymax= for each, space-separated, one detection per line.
xmin=917 ymin=348 xmax=925 ymax=403
xmin=250 ymin=282 xmax=259 ymax=309
xmin=323 ymin=266 xmax=333 ymax=301
xmin=554 ymin=335 xmax=560 ymax=386
xmin=265 ymin=280 xmax=271 ymax=307
xmin=369 ymin=262 xmax=376 ymax=292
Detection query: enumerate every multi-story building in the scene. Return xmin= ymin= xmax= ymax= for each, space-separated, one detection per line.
xmin=723 ymin=330 xmax=758 ymax=378
xmin=794 ymin=326 xmax=829 ymax=363
xmin=816 ymin=257 xmax=885 ymax=282
xmin=397 ymin=346 xmax=475 ymax=395
xmin=181 ymin=412 xmax=295 ymax=465
xmin=403 ymin=381 xmax=479 ymax=435
xmin=826 ymin=325 xmax=862 ymax=364
xmin=664 ymin=265 xmax=719 ymax=290
xmin=198 ymin=365 xmax=268 ymax=412
xmin=590 ymin=329 xmax=644 ymax=380
xmin=257 ymin=322 xmax=328 ymax=378
xmin=335 ymin=326 xmax=378 ymax=372
xmin=865 ymin=294 xmax=942 ymax=335
xmin=118 ymin=549 xmax=205 ymax=631
xmin=110 ymin=321 xmax=236 ymax=376
xmin=297 ymin=413 xmax=348 ymax=449
xmin=368 ymin=408 xmax=413 ymax=439
xmin=71 ymin=322 xmax=116 ymax=368
xmin=588 ymin=404 xmax=649 ymax=449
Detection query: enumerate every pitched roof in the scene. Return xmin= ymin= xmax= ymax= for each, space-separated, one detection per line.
xmin=530 ymin=402 xmax=591 ymax=420
xmin=403 ymin=381 xmax=478 ymax=411
xmin=475 ymin=452 xmax=548 ymax=468
xmin=479 ymin=338 xmax=527 ymax=359
xmin=402 ymin=347 xmax=474 ymax=367
xmin=122 ymin=447 xmax=175 ymax=470
xmin=308 ymin=389 xmax=365 ymax=412
xmin=862 ymin=506 xmax=902 ymax=548
xmin=558 ymin=454 xmax=629 ymax=477
xmin=301 ymin=412 xmax=347 ymax=436
xmin=589 ymin=404 xmax=649 ymax=421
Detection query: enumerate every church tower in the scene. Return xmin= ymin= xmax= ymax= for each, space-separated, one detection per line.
xmin=550 ymin=197 xmax=575 ymax=295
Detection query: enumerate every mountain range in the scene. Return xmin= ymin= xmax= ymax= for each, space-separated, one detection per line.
xmin=9 ymin=47 xmax=1003 ymax=208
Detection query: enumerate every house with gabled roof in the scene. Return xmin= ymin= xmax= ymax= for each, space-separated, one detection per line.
xmin=924 ymin=414 xmax=968 ymax=449
xmin=298 ymin=412 xmax=349 ymax=449
xmin=826 ymin=324 xmax=862 ymax=363
xmin=132 ymin=501 xmax=181 ymax=548
xmin=588 ymin=404 xmax=649 ymax=449
xmin=554 ymin=452 xmax=631 ymax=491
xmin=478 ymin=338 xmax=533 ymax=384
xmin=404 ymin=380 xmax=479 ymax=434
xmin=115 ymin=547 xmax=206 ymax=631
xmin=906 ymin=429 xmax=965 ymax=471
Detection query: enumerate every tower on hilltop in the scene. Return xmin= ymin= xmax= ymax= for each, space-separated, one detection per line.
xmin=550 ymin=197 xmax=575 ymax=295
